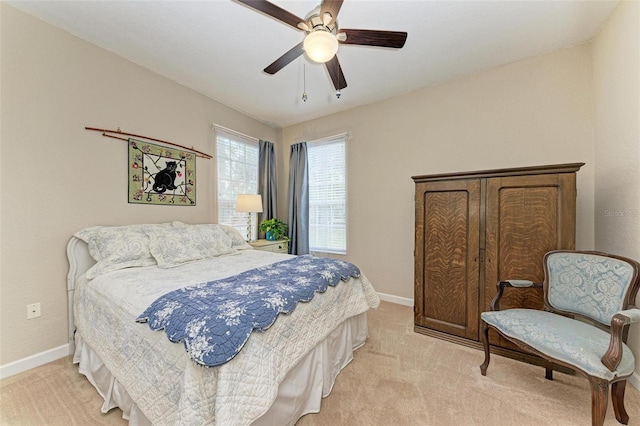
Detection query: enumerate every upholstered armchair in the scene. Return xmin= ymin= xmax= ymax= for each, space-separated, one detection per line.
xmin=479 ymin=250 xmax=640 ymax=426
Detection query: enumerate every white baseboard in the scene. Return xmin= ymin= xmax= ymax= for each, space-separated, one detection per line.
xmin=0 ymin=344 xmax=69 ymax=380
xmin=377 ymin=292 xmax=413 ymax=307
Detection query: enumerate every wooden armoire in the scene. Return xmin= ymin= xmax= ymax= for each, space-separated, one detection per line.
xmin=412 ymin=163 xmax=584 ymax=362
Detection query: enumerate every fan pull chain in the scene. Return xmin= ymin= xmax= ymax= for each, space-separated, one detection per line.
xmin=302 ymin=64 xmax=308 ymax=102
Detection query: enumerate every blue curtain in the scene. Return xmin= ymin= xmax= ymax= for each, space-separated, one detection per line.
xmin=257 ymin=140 xmax=277 ymax=225
xmin=287 ymin=142 xmax=309 ymax=255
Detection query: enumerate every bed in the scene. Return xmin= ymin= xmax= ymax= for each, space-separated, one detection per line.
xmin=66 ymin=222 xmax=380 ymax=425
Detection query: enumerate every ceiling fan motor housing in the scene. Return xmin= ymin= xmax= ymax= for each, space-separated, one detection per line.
xmin=302 ymin=7 xmax=339 ymax=63
xmin=237 ymin=0 xmax=407 ymax=91
xmin=304 ymin=6 xmax=338 ymax=34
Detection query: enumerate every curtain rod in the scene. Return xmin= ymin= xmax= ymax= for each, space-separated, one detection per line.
xmin=313 ymin=132 xmax=351 ymax=142
xmin=85 ymin=127 xmax=212 ymax=159
xmin=213 ymin=123 xmax=259 ymax=143
xmin=295 ymin=131 xmax=351 ymax=144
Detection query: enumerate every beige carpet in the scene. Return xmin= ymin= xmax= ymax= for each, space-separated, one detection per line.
xmin=2 ymin=301 xmax=639 ymax=425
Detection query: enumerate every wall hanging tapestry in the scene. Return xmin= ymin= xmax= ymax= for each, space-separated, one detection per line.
xmin=128 ymin=138 xmax=196 ymax=206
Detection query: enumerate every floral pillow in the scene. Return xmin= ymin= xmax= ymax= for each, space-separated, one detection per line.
xmin=217 ymin=225 xmax=253 ymax=250
xmin=73 ymin=226 xmax=104 ymax=244
xmin=172 ymin=221 xmax=253 ymax=250
xmin=147 ymin=224 xmax=236 ymax=268
xmin=74 ymin=224 xmax=168 ymax=279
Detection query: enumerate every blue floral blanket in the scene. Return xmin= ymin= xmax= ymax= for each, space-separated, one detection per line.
xmin=136 ymin=255 xmax=361 ymax=367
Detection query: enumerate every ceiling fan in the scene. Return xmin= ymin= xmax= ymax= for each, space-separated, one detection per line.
xmin=236 ymin=0 xmax=408 ymax=93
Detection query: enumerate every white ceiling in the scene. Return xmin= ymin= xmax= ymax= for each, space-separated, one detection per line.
xmin=7 ymin=0 xmax=619 ymax=128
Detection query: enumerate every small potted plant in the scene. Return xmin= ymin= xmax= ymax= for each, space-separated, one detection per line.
xmin=259 ymin=218 xmax=289 ymax=241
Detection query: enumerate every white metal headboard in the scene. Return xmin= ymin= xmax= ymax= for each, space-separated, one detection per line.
xmin=66 ymin=236 xmax=95 ymax=354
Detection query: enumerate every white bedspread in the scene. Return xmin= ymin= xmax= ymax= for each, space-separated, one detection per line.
xmin=74 ymin=250 xmax=380 ymax=425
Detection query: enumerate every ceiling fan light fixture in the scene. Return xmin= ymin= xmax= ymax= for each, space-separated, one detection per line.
xmin=303 ymin=30 xmax=338 ymax=63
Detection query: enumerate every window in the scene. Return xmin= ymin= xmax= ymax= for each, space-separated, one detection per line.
xmin=216 ymin=128 xmax=259 ymax=239
xmin=308 ymin=135 xmax=347 ymax=254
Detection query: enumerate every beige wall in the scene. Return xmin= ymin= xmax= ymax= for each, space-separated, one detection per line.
xmin=0 ymin=4 xmax=277 ymax=365
xmin=592 ymin=1 xmax=640 ymax=371
xmin=281 ymin=45 xmax=596 ymax=301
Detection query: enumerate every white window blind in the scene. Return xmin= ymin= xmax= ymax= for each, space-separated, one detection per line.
xmin=308 ymin=135 xmax=347 ymax=254
xmin=216 ymin=128 xmax=259 ymax=239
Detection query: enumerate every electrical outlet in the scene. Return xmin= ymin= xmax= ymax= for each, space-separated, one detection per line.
xmin=27 ymin=303 xmax=41 ymax=319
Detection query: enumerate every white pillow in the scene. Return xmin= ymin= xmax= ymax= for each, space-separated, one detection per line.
xmin=147 ymin=224 xmax=236 ymax=268
xmin=73 ymin=226 xmax=104 ymax=244
xmin=172 ymin=221 xmax=252 ymax=250
xmin=79 ymin=224 xmax=168 ymax=279
xmin=217 ymin=224 xmax=253 ymax=250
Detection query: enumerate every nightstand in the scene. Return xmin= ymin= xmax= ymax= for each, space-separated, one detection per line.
xmin=249 ymin=239 xmax=289 ymax=254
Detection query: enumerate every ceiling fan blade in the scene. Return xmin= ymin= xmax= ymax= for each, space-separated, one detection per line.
xmin=236 ymin=0 xmax=305 ymax=30
xmin=320 ymin=0 xmax=343 ymax=25
xmin=264 ymin=42 xmax=304 ymax=74
xmin=325 ymin=55 xmax=347 ymax=90
xmin=339 ymin=29 xmax=408 ymax=48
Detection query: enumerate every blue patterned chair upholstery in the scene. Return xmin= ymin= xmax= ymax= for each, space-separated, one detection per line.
xmin=480 ymin=251 xmax=640 ymax=426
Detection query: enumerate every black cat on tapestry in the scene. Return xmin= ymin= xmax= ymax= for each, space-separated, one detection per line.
xmin=152 ymin=161 xmax=178 ymax=193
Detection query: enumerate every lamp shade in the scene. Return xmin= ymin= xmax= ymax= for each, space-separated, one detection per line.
xmin=236 ymin=194 xmax=263 ymax=213
xmin=303 ymin=30 xmax=339 ymax=63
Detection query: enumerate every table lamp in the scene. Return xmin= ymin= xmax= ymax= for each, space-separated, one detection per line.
xmin=236 ymin=194 xmax=263 ymax=241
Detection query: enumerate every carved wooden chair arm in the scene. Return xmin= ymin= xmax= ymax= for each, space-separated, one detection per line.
xmin=601 ymin=308 xmax=640 ymax=371
xmin=490 ymin=280 xmax=543 ymax=311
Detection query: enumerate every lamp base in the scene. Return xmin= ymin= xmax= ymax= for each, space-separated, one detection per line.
xmin=246 ymin=212 xmax=253 ymax=242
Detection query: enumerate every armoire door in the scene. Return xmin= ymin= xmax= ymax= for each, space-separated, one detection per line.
xmin=414 ymin=179 xmax=481 ymax=340
xmin=483 ymin=172 xmax=577 ymax=349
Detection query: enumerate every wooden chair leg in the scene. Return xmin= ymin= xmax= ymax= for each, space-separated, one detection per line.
xmin=545 ymin=360 xmax=553 ymax=380
xmin=590 ymin=378 xmax=609 ymax=426
xmin=479 ymin=321 xmax=490 ymax=376
xmin=611 ymin=381 xmax=629 ymax=424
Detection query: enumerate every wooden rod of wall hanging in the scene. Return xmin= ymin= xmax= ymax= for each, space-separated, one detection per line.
xmin=85 ymin=126 xmax=212 ymax=159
